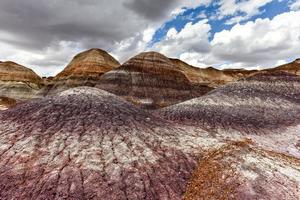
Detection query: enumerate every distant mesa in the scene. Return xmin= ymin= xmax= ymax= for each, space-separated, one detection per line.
xmin=44 ymin=48 xmax=120 ymax=95
xmin=0 ymin=61 xmax=42 ymax=100
xmin=170 ymin=58 xmax=258 ymax=88
xmin=158 ymin=71 xmax=300 ymax=133
xmin=98 ymin=51 xmax=212 ymax=109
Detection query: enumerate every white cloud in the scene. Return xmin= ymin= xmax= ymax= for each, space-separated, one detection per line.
xmin=170 ymin=0 xmax=212 ymax=16
xmin=290 ymin=0 xmax=300 ymax=10
xmin=151 ymin=10 xmax=300 ymax=70
xmin=0 ymin=40 xmax=82 ymax=76
xmin=211 ymin=11 xmax=300 ymax=67
xmin=0 ymin=0 xmax=201 ymax=76
xmin=179 ymin=52 xmax=208 ymax=68
xmin=217 ymin=0 xmax=273 ymax=24
xmin=152 ymin=19 xmax=211 ymax=58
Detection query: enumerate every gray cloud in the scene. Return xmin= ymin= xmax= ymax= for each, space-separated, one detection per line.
xmin=124 ymin=0 xmax=178 ymax=20
xmin=0 ymin=0 xmax=186 ymax=75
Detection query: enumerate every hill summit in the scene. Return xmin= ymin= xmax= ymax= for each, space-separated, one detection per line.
xmin=44 ymin=48 xmax=120 ymax=95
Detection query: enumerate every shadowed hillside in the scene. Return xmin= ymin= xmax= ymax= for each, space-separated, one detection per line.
xmin=98 ymin=52 xmax=212 ymax=109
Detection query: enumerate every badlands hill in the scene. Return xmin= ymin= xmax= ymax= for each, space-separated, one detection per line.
xmin=0 ymin=61 xmax=42 ymax=100
xmin=158 ymin=71 xmax=300 ymax=160
xmin=159 ymin=71 xmax=300 ymax=133
xmin=0 ymin=87 xmax=220 ymax=200
xmin=98 ymin=52 xmax=212 ymax=108
xmin=1 ymin=86 xmax=299 ymax=199
xmin=43 ymin=48 xmax=120 ymax=95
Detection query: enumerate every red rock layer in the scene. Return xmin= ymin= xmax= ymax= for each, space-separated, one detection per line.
xmin=98 ymin=52 xmax=212 ymax=109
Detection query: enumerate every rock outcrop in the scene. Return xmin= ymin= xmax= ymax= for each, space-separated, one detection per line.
xmin=0 ymin=87 xmax=220 ymax=200
xmin=44 ymin=48 xmax=120 ymax=95
xmin=0 ymin=96 xmax=16 ymax=110
xmin=185 ymin=140 xmax=300 ymax=200
xmin=170 ymin=58 xmax=257 ymax=88
xmin=0 ymin=61 xmax=42 ymax=100
xmin=98 ymin=52 xmax=212 ymax=109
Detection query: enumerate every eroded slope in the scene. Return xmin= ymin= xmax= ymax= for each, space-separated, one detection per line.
xmin=0 ymin=87 xmax=219 ymax=200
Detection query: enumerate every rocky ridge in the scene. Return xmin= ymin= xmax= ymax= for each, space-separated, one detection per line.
xmin=170 ymin=58 xmax=258 ymax=88
xmin=267 ymin=58 xmax=300 ymax=76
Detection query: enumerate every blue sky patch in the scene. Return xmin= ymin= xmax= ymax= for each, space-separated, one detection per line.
xmin=150 ymin=0 xmax=293 ymax=46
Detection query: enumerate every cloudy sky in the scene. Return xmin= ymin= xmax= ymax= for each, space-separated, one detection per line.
xmin=0 ymin=0 xmax=299 ymax=76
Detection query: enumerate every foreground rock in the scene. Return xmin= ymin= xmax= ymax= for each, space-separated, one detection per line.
xmin=43 ymin=49 xmax=120 ymax=95
xmin=0 ymin=61 xmax=42 ymax=100
xmin=98 ymin=52 xmax=212 ymax=109
xmin=185 ymin=140 xmax=300 ymax=200
xmin=0 ymin=87 xmax=219 ymax=200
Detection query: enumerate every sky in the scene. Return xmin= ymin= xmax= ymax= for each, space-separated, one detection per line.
xmin=0 ymin=0 xmax=299 ymax=76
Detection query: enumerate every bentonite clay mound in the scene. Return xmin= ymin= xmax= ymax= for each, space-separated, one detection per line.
xmin=0 ymin=87 xmax=220 ymax=200
xmin=0 ymin=61 xmax=42 ymax=100
xmin=185 ymin=140 xmax=300 ymax=200
xmin=98 ymin=52 xmax=212 ymax=109
xmin=43 ymin=49 xmax=120 ymax=95
xmin=158 ymin=71 xmax=300 ymax=133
